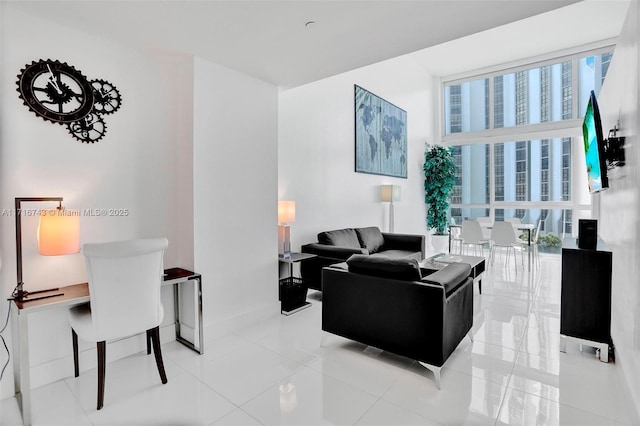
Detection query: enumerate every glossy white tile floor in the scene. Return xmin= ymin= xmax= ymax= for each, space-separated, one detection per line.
xmin=2 ymin=255 xmax=639 ymax=425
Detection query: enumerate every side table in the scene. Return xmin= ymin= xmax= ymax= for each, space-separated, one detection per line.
xmin=278 ymin=252 xmax=317 ymax=315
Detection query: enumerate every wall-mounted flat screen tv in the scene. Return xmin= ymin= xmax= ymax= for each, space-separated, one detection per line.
xmin=582 ymin=90 xmax=608 ymax=193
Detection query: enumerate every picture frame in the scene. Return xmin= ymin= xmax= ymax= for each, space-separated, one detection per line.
xmin=354 ymin=84 xmax=407 ymax=178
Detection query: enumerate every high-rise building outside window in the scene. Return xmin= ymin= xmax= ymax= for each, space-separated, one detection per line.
xmin=444 ymin=49 xmax=613 ymax=252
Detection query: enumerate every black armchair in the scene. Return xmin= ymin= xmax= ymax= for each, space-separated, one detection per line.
xmin=322 ymin=257 xmax=473 ymax=389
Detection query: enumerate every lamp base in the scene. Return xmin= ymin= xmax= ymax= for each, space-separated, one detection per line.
xmin=278 ymin=225 xmax=291 ymax=256
xmin=11 ymin=286 xmax=64 ymax=303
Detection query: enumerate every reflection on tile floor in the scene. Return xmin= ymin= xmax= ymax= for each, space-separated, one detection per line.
xmin=1 ymin=255 xmax=639 ymax=425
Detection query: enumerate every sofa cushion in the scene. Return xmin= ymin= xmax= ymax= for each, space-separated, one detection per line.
xmin=422 ymin=263 xmax=471 ymax=296
xmin=370 ymin=250 xmax=422 ymax=261
xmin=318 ymin=228 xmax=361 ymax=249
xmin=346 ymin=255 xmax=422 ymax=281
xmin=355 ymin=227 xmax=385 ymax=253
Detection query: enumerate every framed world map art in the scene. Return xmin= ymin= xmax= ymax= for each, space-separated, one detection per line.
xmin=354 ymin=85 xmax=407 ymax=178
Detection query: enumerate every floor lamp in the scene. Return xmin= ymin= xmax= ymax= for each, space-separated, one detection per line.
xmin=13 ymin=197 xmax=80 ymax=302
xmin=380 ymin=185 xmax=401 ymax=233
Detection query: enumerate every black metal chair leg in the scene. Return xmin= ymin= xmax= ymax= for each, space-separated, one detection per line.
xmin=146 ymin=329 xmax=152 ymax=355
xmin=72 ymin=329 xmax=79 ymax=377
xmin=97 ymin=341 xmax=106 ymax=410
xmin=149 ymin=326 xmax=168 ymax=384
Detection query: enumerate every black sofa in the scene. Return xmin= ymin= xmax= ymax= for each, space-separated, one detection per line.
xmin=301 ymin=226 xmax=425 ymax=291
xmin=322 ymin=255 xmax=473 ymax=389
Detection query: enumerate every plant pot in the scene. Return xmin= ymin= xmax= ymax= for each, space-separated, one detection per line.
xmin=430 ymin=234 xmax=449 ymax=254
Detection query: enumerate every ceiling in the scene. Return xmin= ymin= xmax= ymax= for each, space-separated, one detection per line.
xmin=413 ymin=0 xmax=630 ymax=78
xmin=4 ymin=0 xmax=589 ymax=89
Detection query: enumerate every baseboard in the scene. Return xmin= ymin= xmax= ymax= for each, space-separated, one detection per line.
xmin=614 ymin=347 xmax=640 ymax=424
xmin=173 ymin=323 xmax=195 ymax=344
xmin=202 ymin=301 xmax=280 ymax=341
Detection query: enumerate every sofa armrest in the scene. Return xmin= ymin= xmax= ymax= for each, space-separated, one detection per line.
xmin=300 ymin=243 xmax=368 ymax=291
xmin=381 ymin=233 xmax=426 ymax=259
xmin=301 ymin=243 xmax=368 ymax=260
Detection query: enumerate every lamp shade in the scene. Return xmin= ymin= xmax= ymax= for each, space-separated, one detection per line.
xmin=38 ymin=209 xmax=80 ymax=255
xmin=278 ymin=201 xmax=296 ymax=224
xmin=380 ymin=185 xmax=401 ymax=202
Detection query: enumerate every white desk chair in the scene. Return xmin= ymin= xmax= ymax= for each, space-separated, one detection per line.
xmin=461 ymin=220 xmax=489 ymax=257
xmin=489 ymin=221 xmax=524 ymax=267
xmin=68 ymin=238 xmax=169 ymax=410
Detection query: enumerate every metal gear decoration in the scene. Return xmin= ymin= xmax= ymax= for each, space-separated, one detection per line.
xmin=67 ymin=112 xmax=107 ymax=143
xmin=16 ymin=59 xmax=95 ymax=124
xmin=17 ymin=59 xmax=122 ymax=143
xmin=90 ymin=79 xmax=122 ymax=115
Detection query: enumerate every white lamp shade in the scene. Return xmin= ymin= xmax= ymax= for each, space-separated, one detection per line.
xmin=278 ymin=201 xmax=296 ymax=224
xmin=38 ymin=210 xmax=80 ymax=255
xmin=380 ymin=185 xmax=401 ymax=202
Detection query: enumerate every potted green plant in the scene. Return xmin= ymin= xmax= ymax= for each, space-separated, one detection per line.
xmin=423 ymin=144 xmax=456 ymax=253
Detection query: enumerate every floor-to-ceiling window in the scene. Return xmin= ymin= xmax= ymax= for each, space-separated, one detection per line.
xmin=443 ymin=46 xmax=614 ymax=253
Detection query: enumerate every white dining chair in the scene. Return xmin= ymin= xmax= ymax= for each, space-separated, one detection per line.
xmin=450 ymin=217 xmax=463 ymax=254
xmin=529 ymin=220 xmax=542 ymax=267
xmin=476 ymin=216 xmax=493 ymax=240
xmin=489 ymin=221 xmax=524 ymax=267
xmin=460 ymin=220 xmax=489 ymax=256
xmin=68 ymin=238 xmax=169 ymax=410
xmin=506 ymin=217 xmax=527 ymax=240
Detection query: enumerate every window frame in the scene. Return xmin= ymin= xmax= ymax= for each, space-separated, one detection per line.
xmin=440 ymin=42 xmax=615 ymax=237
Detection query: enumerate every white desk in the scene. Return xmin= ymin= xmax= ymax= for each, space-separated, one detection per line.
xmin=10 ymin=268 xmax=202 ymax=426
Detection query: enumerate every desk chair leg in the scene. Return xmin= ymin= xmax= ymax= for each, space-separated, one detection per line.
xmin=146 ymin=330 xmax=152 ymax=355
xmin=72 ymin=329 xmax=80 ymax=377
xmin=97 ymin=341 xmax=106 ymax=410
xmin=149 ymin=326 xmax=168 ymax=384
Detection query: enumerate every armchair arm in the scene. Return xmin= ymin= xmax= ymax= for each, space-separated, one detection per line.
xmin=442 ymin=277 xmax=473 ymax=363
xmin=381 ymin=233 xmax=426 ymax=258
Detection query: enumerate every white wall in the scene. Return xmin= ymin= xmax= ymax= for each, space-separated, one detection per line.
xmin=193 ymin=57 xmax=279 ymax=334
xmin=279 ymin=55 xmax=437 ymax=251
xmin=0 ymin=7 xmax=192 ymax=398
xmin=597 ymin=1 xmax=640 ymax=419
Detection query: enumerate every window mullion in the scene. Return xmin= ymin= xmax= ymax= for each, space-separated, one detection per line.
xmin=489 ymin=142 xmax=495 ymax=220
xmin=572 ymin=58 xmax=579 ymax=120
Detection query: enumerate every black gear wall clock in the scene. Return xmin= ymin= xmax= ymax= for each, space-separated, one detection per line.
xmin=90 ymin=79 xmax=122 ymax=115
xmin=16 ymin=59 xmax=122 ymax=143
